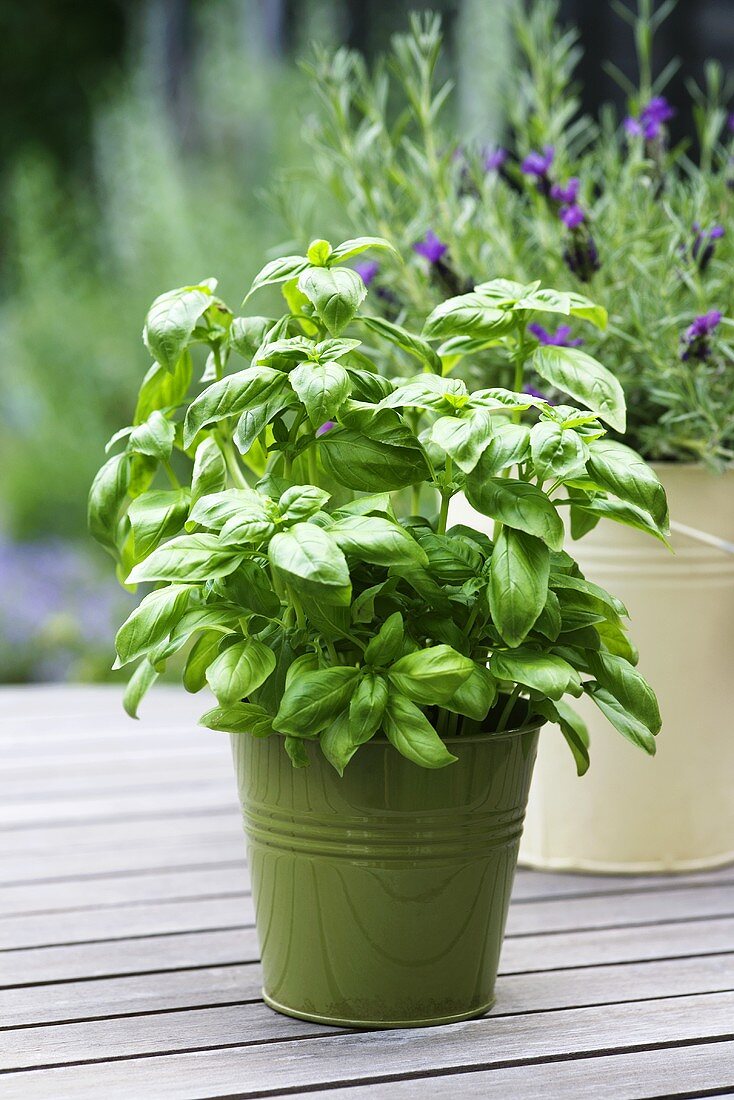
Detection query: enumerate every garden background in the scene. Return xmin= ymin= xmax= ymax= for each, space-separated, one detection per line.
xmin=1 ymin=0 xmax=732 ymax=684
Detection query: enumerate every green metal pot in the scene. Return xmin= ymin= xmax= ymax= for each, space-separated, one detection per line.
xmin=230 ymin=718 xmax=542 ymax=1029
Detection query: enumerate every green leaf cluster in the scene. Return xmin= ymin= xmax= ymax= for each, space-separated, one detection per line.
xmin=90 ymin=239 xmax=666 ymax=777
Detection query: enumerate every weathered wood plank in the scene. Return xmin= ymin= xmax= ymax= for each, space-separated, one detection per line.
xmin=0 ymin=866 xmax=248 ymax=918
xmin=3 ymin=916 xmax=733 ymax=988
xmin=0 ymin=813 xmax=242 ymax=857
xmin=0 ymin=790 xmax=237 ymax=830
xmin=3 ymin=956 xmax=734 ymax=1069
xmin=0 ymin=895 xmax=254 ymax=950
xmin=1 ymin=992 xmax=732 ymax=1099
xmin=3 ymin=883 xmax=733 ymax=951
xmin=0 ymin=837 xmax=246 ymax=886
xmin=0 ymin=1002 xmax=341 ymax=1072
xmin=297 ymin=1042 xmax=734 ymax=1100
xmin=2 ymin=952 xmax=731 ymax=1030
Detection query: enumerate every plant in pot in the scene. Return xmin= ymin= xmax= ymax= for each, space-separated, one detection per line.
xmin=293 ymin=4 xmax=734 ymax=871
xmin=90 ymin=237 xmax=667 ymax=1027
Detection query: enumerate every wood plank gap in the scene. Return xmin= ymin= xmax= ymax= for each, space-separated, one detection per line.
xmin=0 ymin=859 xmax=245 ymax=889
xmin=0 ymin=958 xmax=258 ymax=991
xmin=508 ymin=911 xmax=734 ymax=939
xmin=0 ymin=923 xmax=253 ymax=954
xmin=512 ymin=878 xmax=734 ymax=906
xmin=3 ymin=890 xmax=251 ymax=920
xmin=5 ymin=1031 xmax=732 ymax=1096
xmin=0 ymin=806 xmax=237 ymax=833
xmin=4 ymin=983 xmax=734 ymax=1040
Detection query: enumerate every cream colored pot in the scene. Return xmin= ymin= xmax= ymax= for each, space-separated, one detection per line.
xmin=450 ymin=465 xmax=734 ymax=872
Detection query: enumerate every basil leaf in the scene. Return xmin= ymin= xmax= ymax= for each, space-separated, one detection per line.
xmin=361 ymin=315 xmax=442 ymax=373
xmin=329 ymin=236 xmax=400 ymax=263
xmin=491 ymin=649 xmax=580 ymax=700
xmin=349 ymin=670 xmax=389 ymax=743
xmin=268 ymin=523 xmax=351 ymax=606
xmin=532 ymin=345 xmax=626 ymax=433
xmin=115 ymin=584 xmax=192 ymax=666
xmin=298 ymin=266 xmax=367 ymax=335
xmin=364 ymin=611 xmax=405 ymax=666
xmin=430 ymin=412 xmax=495 ymax=473
xmin=319 ymin=429 xmax=429 ymax=492
xmin=442 ymin=663 xmax=498 ymax=721
xmin=586 ymin=438 xmax=669 ymax=531
xmin=465 ymin=476 xmax=564 ymax=550
xmin=126 ymin=534 xmax=244 ymax=584
xmin=423 ymin=293 xmax=515 ymax=340
xmin=191 ymin=438 xmax=227 ymax=504
xmin=128 ymin=489 xmax=190 ymax=559
xmin=183 ymin=367 xmax=287 ymax=449
xmin=307 ymin=238 xmax=332 ymax=265
xmin=587 ymin=651 xmax=661 ymax=734
xmin=329 ymin=515 xmax=428 ymax=566
xmin=571 ymin=496 xmax=670 ymax=544
xmin=188 ymin=488 xmax=266 ymax=531
xmin=143 ymin=282 xmax=214 ymax=372
xmin=121 ymin=659 xmax=158 ymax=719
xmin=183 ymin=630 xmax=223 ymax=693
xmin=278 ymin=485 xmax=331 ymax=524
xmin=274 ymin=666 xmax=360 ymax=735
xmin=535 ymin=698 xmax=590 ymax=776
xmin=321 ymin=710 xmax=361 ymax=775
xmin=583 ymin=682 xmax=657 ymax=754
xmin=199 ymin=701 xmax=275 ymax=736
xmin=472 ymin=422 xmax=530 ymax=477
xmin=217 ymin=560 xmax=280 ymax=618
xmin=245 ymin=255 xmax=310 ymax=300
xmin=285 ymin=737 xmax=311 ymax=767
xmin=88 ymin=452 xmax=130 ymax=552
xmin=489 ymin=528 xmax=550 ymax=647
xmin=206 ymin=638 xmax=276 ymax=705
xmin=383 ymin=695 xmax=458 ymax=769
xmin=388 ymin=644 xmax=474 ymax=704
xmin=289 ymin=361 xmax=351 ymax=427
xmin=228 ymin=316 xmax=276 ymax=359
xmin=530 ymin=422 xmax=587 ymax=481
xmin=135 ymin=354 xmax=192 ymax=425
xmin=128 ymin=410 xmax=176 ymax=460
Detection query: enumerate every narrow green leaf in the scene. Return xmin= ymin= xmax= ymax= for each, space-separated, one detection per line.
xmin=383 ymin=695 xmax=458 ymax=769
xmin=488 ymin=529 xmax=550 ymax=647
xmin=274 ymin=666 xmax=360 ymax=735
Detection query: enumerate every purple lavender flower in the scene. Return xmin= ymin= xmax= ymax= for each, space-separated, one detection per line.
xmin=521 ymin=146 xmax=555 ymax=178
xmin=528 ymin=323 xmax=583 ymax=348
xmin=691 ymin=223 xmax=725 ymax=271
xmin=728 ymin=113 xmax=734 ymax=135
xmin=523 ymin=384 xmax=549 ymax=402
xmin=316 ymin=421 xmax=335 ymax=437
xmin=521 ymin=145 xmax=555 ymax=195
xmin=413 ymin=230 xmax=449 ymax=264
xmin=625 ymin=96 xmax=676 ymax=142
xmin=354 ymin=260 xmax=379 ymax=287
xmin=681 ymin=310 xmax=722 ymax=361
xmin=560 ymin=204 xmax=586 ymax=229
xmin=484 ymin=147 xmax=509 ymax=172
xmin=550 ymin=177 xmax=580 ymax=204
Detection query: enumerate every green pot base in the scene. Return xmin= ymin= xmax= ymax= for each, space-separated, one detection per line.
xmin=262 ymin=990 xmax=496 ymax=1030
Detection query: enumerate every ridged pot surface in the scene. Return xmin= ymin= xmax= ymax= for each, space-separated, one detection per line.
xmin=519 ymin=464 xmax=734 ymax=872
xmin=230 ymin=721 xmax=541 ymax=1028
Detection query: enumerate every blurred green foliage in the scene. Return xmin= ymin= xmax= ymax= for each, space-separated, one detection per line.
xmin=0 ymin=5 xmax=307 ymax=540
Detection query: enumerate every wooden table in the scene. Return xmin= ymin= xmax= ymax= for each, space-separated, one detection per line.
xmin=1 ymin=686 xmax=733 ymax=1099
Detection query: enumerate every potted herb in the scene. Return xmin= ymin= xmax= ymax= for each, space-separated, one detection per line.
xmin=90 ymin=238 xmax=666 ymax=1027
xmin=297 ymin=4 xmax=734 ymax=871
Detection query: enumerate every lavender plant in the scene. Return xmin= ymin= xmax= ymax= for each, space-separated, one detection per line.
xmin=90 ymin=238 xmax=667 ymax=775
xmin=293 ymin=2 xmax=733 ymax=467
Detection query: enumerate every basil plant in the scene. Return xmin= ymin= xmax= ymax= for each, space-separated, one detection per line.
xmin=89 ymin=236 xmax=667 ymax=775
